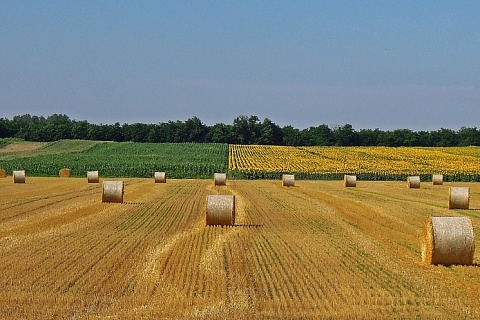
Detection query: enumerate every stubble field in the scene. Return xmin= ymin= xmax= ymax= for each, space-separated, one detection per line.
xmin=0 ymin=177 xmax=479 ymax=319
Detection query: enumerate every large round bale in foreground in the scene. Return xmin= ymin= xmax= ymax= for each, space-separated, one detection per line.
xmin=206 ymin=195 xmax=235 ymax=226
xmin=448 ymin=187 xmax=470 ymax=209
xmin=59 ymin=168 xmax=71 ymax=178
xmin=422 ymin=216 xmax=475 ymax=266
xmin=432 ymin=174 xmax=443 ymax=186
xmin=13 ymin=170 xmax=25 ymax=184
xmin=407 ymin=175 xmax=420 ymax=189
xmin=344 ymin=175 xmax=357 ymax=187
xmin=154 ymin=171 xmax=166 ymax=183
xmin=102 ymin=181 xmax=124 ymax=203
xmin=87 ymin=170 xmax=99 ymax=183
xmin=0 ymin=169 xmax=6 ymax=178
xmin=282 ymin=174 xmax=295 ymax=187
xmin=213 ymin=173 xmax=227 ymax=186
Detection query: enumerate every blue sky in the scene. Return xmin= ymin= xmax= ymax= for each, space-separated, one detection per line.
xmin=1 ymin=1 xmax=479 ymax=130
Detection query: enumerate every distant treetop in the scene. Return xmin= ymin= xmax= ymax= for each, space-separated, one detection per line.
xmin=0 ymin=113 xmax=478 ymax=147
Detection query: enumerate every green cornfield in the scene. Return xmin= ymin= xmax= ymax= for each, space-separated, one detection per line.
xmin=0 ymin=140 xmax=228 ymax=179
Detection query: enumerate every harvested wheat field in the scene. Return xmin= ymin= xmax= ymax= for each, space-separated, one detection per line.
xmin=0 ymin=177 xmax=479 ymax=319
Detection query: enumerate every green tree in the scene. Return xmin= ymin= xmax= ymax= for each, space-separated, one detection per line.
xmin=332 ymin=124 xmax=359 ymax=146
xmin=358 ymin=128 xmax=381 ymax=146
xmin=458 ymin=127 xmax=480 ymax=146
xmin=303 ymin=124 xmax=334 ymax=146
xmin=431 ymin=128 xmax=458 ymax=146
xmin=391 ymin=129 xmax=418 ymax=147
xmin=258 ymin=118 xmax=283 ymax=145
xmin=71 ymin=121 xmax=89 ymax=140
xmin=207 ymin=123 xmax=234 ymax=143
xmin=282 ymin=125 xmax=303 ymax=146
xmin=184 ymin=116 xmax=207 ymax=142
xmin=0 ymin=118 xmax=14 ymax=138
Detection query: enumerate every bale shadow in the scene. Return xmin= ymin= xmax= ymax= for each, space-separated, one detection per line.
xmin=445 ymin=263 xmax=480 ymax=268
xmin=122 ymin=201 xmax=146 ymax=205
xmin=206 ymin=224 xmax=262 ymax=228
xmin=234 ymin=224 xmax=262 ymax=228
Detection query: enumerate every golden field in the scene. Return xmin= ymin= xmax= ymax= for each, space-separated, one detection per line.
xmin=0 ymin=177 xmax=479 ymax=319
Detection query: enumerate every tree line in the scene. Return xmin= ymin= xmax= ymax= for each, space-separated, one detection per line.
xmin=0 ymin=113 xmax=479 ymax=146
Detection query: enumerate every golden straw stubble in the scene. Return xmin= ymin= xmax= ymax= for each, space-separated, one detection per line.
xmin=206 ymin=195 xmax=235 ymax=226
xmin=422 ymin=216 xmax=475 ymax=266
xmin=102 ymin=181 xmax=124 ymax=203
xmin=448 ymin=186 xmax=469 ymax=209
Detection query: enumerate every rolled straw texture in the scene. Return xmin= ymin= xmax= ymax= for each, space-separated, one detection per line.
xmin=448 ymin=187 xmax=470 ymax=209
xmin=154 ymin=172 xmax=166 ymax=183
xmin=344 ymin=175 xmax=357 ymax=187
xmin=422 ymin=216 xmax=475 ymax=265
xmin=13 ymin=170 xmax=25 ymax=184
xmin=432 ymin=174 xmax=443 ymax=186
xmin=206 ymin=195 xmax=235 ymax=226
xmin=214 ymin=173 xmax=227 ymax=186
xmin=87 ymin=171 xmax=99 ymax=183
xmin=407 ymin=176 xmax=420 ymax=189
xmin=0 ymin=169 xmax=6 ymax=178
xmin=282 ymin=174 xmax=295 ymax=187
xmin=59 ymin=168 xmax=71 ymax=178
xmin=102 ymin=181 xmax=124 ymax=203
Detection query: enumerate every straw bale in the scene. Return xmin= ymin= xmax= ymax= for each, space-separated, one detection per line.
xmin=214 ymin=173 xmax=227 ymax=186
xmin=407 ymin=176 xmax=420 ymax=189
xmin=448 ymin=186 xmax=469 ymax=209
xmin=102 ymin=180 xmax=124 ymax=203
xmin=344 ymin=175 xmax=357 ymax=187
xmin=59 ymin=168 xmax=71 ymax=178
xmin=432 ymin=174 xmax=443 ymax=185
xmin=13 ymin=170 xmax=25 ymax=184
xmin=282 ymin=174 xmax=295 ymax=187
xmin=154 ymin=172 xmax=166 ymax=183
xmin=206 ymin=195 xmax=235 ymax=226
xmin=0 ymin=169 xmax=6 ymax=178
xmin=87 ymin=170 xmax=99 ymax=183
xmin=422 ymin=216 xmax=475 ymax=265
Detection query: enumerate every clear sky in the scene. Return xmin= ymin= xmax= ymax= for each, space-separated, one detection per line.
xmin=1 ymin=1 xmax=479 ymax=131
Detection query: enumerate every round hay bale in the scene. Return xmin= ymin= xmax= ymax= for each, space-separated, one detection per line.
xmin=448 ymin=186 xmax=469 ymax=210
xmin=206 ymin=195 xmax=235 ymax=226
xmin=59 ymin=168 xmax=71 ymax=178
xmin=13 ymin=170 xmax=25 ymax=184
xmin=344 ymin=174 xmax=357 ymax=187
xmin=87 ymin=171 xmax=99 ymax=183
xmin=102 ymin=180 xmax=124 ymax=203
xmin=214 ymin=173 xmax=227 ymax=186
xmin=282 ymin=174 xmax=295 ymax=187
xmin=0 ymin=169 xmax=6 ymax=178
xmin=154 ymin=171 xmax=166 ymax=183
xmin=421 ymin=216 xmax=475 ymax=266
xmin=432 ymin=174 xmax=443 ymax=186
xmin=407 ymin=176 xmax=420 ymax=189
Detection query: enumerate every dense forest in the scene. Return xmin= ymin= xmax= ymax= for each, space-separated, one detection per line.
xmin=1 ymin=113 xmax=479 ymax=146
